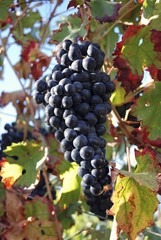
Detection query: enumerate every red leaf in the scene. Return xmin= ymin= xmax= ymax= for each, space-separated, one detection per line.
xmin=113 ymin=26 xmax=144 ymax=92
xmin=150 ymin=29 xmax=161 ymax=52
xmin=132 ymin=128 xmax=161 ymax=148
xmin=67 ymin=0 xmax=79 ymax=9
xmin=21 ymin=40 xmax=37 ymax=62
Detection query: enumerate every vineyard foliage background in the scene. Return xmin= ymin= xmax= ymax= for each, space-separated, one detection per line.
xmin=0 ymin=0 xmax=161 ymax=239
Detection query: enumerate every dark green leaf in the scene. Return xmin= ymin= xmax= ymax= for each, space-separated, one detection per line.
xmin=0 ymin=0 xmax=12 ymax=21
xmin=89 ymin=0 xmax=121 ymax=23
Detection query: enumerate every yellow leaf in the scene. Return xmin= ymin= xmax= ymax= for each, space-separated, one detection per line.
xmin=0 ymin=161 xmax=22 ymax=188
xmin=111 ymin=175 xmax=158 ymax=240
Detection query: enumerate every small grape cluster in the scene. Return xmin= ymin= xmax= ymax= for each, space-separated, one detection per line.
xmin=34 ymin=39 xmax=115 ymax=220
xmin=28 ymin=170 xmax=56 ymax=201
xmin=0 ymin=122 xmax=35 ymax=159
xmin=0 ymin=122 xmax=55 ymax=160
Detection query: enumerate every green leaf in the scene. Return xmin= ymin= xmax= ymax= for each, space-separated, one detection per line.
xmin=24 ymin=198 xmax=51 ymax=220
xmin=120 ymin=148 xmax=161 ymax=191
xmin=122 ymin=28 xmax=161 ymax=75
xmin=89 ymin=0 xmax=121 ymax=23
xmin=57 ymin=161 xmax=81 ymax=208
xmin=51 ymin=14 xmax=87 ymax=43
xmin=120 ymin=170 xmax=157 ymax=191
xmin=0 ymin=0 xmax=12 ymax=21
xmin=112 ymin=175 xmax=159 ymax=240
xmin=21 ymin=10 xmax=41 ymax=28
xmin=3 ymin=141 xmax=45 ymax=187
xmin=135 ymin=82 xmax=161 ymax=140
xmin=143 ymin=0 xmax=157 ymax=19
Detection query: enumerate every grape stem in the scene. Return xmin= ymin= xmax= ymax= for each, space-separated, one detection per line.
xmin=110 ymin=100 xmax=142 ymax=146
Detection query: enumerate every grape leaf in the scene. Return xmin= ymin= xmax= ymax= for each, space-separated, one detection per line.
xmin=122 ymin=27 xmax=161 ymax=75
xmin=67 ymin=0 xmax=84 ymax=9
xmin=24 ymin=197 xmax=54 ymax=220
xmin=2 ymin=141 xmax=45 ymax=187
xmin=113 ymin=26 xmax=144 ymax=92
xmin=111 ymin=175 xmax=158 ymax=240
xmin=6 ymin=191 xmax=24 ymax=224
xmin=0 ymin=159 xmax=23 ymax=188
xmin=3 ymin=220 xmax=58 ymax=240
xmin=120 ymin=147 xmax=161 ymax=191
xmin=56 ymin=161 xmax=81 ymax=208
xmin=20 ymin=10 xmax=41 ymax=28
xmin=135 ymin=82 xmax=161 ymax=140
xmin=3 ymin=197 xmax=58 ymax=240
xmin=51 ymin=14 xmax=87 ymax=44
xmin=143 ymin=0 xmax=157 ymax=19
xmin=89 ymin=0 xmax=121 ymax=23
xmin=0 ymin=0 xmax=12 ymax=21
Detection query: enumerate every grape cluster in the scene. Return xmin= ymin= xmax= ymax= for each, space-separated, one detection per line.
xmin=0 ymin=122 xmax=55 ymax=160
xmin=0 ymin=122 xmax=35 ymax=159
xmin=28 ymin=170 xmax=56 ymax=201
xmin=34 ymin=39 xmax=115 ymax=220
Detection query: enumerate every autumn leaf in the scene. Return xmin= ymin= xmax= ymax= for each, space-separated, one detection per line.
xmin=89 ymin=0 xmax=121 ymax=23
xmin=112 ymin=175 xmax=158 ymax=240
xmin=6 ymin=191 xmax=24 ymax=224
xmin=1 ymin=141 xmax=45 ymax=187
xmin=3 ymin=197 xmax=59 ymax=240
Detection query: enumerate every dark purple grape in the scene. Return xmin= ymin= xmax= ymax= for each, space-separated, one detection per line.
xmin=54 ymin=130 xmax=64 ymax=142
xmin=52 ymin=70 xmax=63 ymax=81
xmin=71 ymin=59 xmax=83 ymax=72
xmin=35 ymin=80 xmax=47 ymax=92
xmin=90 ymin=182 xmax=103 ymax=196
xmin=68 ymin=45 xmax=81 ymax=61
xmin=60 ymin=138 xmax=73 ymax=152
xmin=61 ymin=53 xmax=72 ymax=66
xmin=62 ymin=39 xmax=72 ymax=51
xmin=88 ymin=136 xmax=100 ymax=149
xmin=82 ymin=56 xmax=96 ymax=71
xmin=57 ymin=48 xmax=67 ymax=60
xmin=34 ymin=92 xmax=44 ymax=104
xmin=87 ymin=44 xmax=99 ymax=58
xmin=62 ymin=96 xmax=73 ymax=108
xmin=64 ymin=83 xmax=76 ymax=95
xmin=64 ymin=150 xmax=73 ymax=162
xmin=82 ymin=173 xmax=95 ymax=186
xmin=80 ymin=146 xmax=94 ymax=160
xmin=49 ymin=95 xmax=61 ymax=107
xmin=73 ymin=134 xmax=88 ymax=149
xmin=64 ymin=128 xmax=77 ymax=141
xmin=49 ymin=116 xmax=60 ymax=129
xmin=65 ymin=115 xmax=78 ymax=128
xmin=78 ymin=167 xmax=89 ymax=178
xmin=85 ymin=112 xmax=97 ymax=126
xmin=71 ymin=149 xmax=83 ymax=163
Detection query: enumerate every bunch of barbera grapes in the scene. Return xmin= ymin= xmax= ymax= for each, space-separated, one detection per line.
xmin=34 ymin=39 xmax=115 ymax=220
